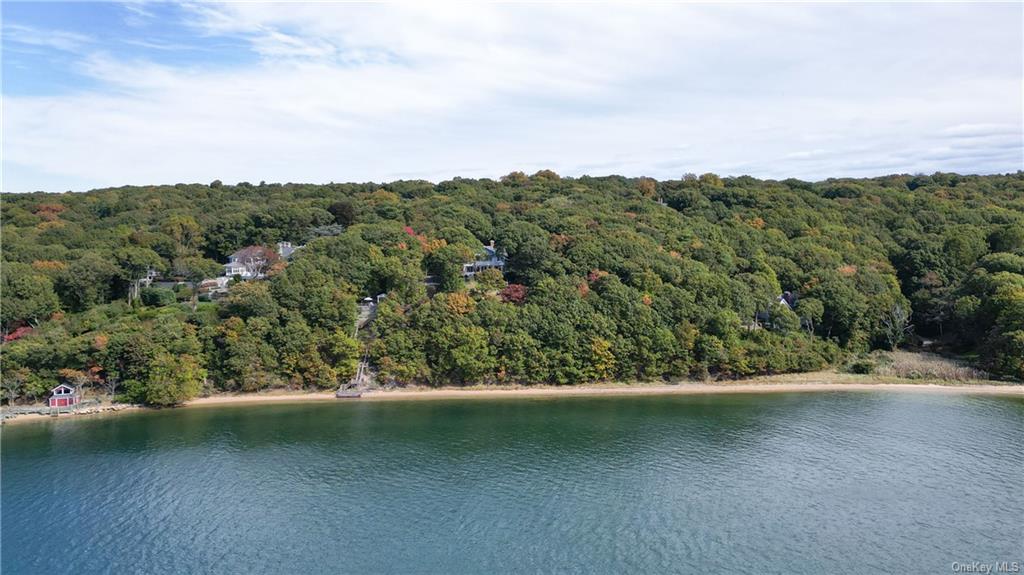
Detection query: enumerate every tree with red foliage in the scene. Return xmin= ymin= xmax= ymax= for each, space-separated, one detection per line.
xmin=499 ymin=284 xmax=527 ymax=305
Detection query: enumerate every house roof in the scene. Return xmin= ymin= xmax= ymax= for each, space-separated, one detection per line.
xmin=50 ymin=383 xmax=78 ymax=392
xmin=200 ymin=277 xmax=229 ymax=287
xmin=277 ymin=242 xmax=298 ymax=259
xmin=3 ymin=325 xmax=34 ymax=342
xmin=229 ymin=245 xmax=277 ymax=262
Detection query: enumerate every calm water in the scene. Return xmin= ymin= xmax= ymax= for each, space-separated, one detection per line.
xmin=3 ymin=391 xmax=1022 ymax=574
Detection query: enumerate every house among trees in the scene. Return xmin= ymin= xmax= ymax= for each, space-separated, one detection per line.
xmin=48 ymin=383 xmax=81 ymax=409
xmin=222 ymin=242 xmax=299 ymax=280
xmin=276 ymin=241 xmax=299 ymax=260
xmin=755 ymin=291 xmax=798 ymax=326
xmin=462 ymin=241 xmax=505 ymax=279
xmin=778 ymin=291 xmax=796 ymax=308
xmin=199 ymin=277 xmax=231 ymax=298
xmin=139 ymin=267 xmax=160 ymax=288
xmin=223 ymin=245 xmax=280 ymax=279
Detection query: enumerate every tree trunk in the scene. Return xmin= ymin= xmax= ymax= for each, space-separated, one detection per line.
xmin=128 ymin=279 xmax=139 ymax=306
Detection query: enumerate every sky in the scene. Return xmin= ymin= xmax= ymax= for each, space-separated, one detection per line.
xmin=2 ymin=1 xmax=1022 ymax=192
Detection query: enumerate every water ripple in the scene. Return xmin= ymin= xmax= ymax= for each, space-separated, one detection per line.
xmin=3 ymin=392 xmax=1022 ymax=574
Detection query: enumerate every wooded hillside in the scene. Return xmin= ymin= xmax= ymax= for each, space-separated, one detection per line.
xmin=2 ymin=171 xmax=1022 ymax=404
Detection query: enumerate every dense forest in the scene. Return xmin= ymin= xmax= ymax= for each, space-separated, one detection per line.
xmin=2 ymin=171 xmax=1022 ymax=405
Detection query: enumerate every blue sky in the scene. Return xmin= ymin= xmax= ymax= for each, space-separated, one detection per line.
xmin=2 ymin=1 xmax=1022 ymax=192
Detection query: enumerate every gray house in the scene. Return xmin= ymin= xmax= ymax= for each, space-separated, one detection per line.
xmin=462 ymin=241 xmax=505 ymax=279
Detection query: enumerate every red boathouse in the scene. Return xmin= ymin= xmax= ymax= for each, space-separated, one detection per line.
xmin=48 ymin=384 xmax=81 ymax=409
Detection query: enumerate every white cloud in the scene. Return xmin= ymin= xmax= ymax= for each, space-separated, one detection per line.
xmin=2 ymin=23 xmax=92 ymax=52
xmin=120 ymin=1 xmax=156 ymax=27
xmin=2 ymin=3 xmax=1021 ymax=192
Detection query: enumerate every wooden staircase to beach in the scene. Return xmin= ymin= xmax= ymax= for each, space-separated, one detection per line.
xmin=337 ymin=299 xmax=378 ymax=398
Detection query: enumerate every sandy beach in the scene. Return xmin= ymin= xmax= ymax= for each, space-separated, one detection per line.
xmin=190 ymin=380 xmax=1024 ymax=406
xmin=4 ymin=372 xmax=1020 ymax=425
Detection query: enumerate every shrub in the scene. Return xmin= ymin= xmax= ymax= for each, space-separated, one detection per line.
xmin=173 ymin=284 xmax=192 ymax=302
xmin=873 ymin=351 xmax=988 ymax=382
xmin=140 ymin=287 xmax=176 ymax=307
xmin=849 ymin=359 xmax=876 ymax=375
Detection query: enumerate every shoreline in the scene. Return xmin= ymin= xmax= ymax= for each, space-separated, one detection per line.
xmin=3 ymin=373 xmax=1021 ymax=426
xmin=191 ymin=381 xmax=1024 ymax=406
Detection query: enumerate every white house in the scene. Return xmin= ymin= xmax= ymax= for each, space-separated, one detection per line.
xmin=223 ymin=245 xmax=279 ymax=279
xmin=462 ymin=241 xmax=506 ymax=279
xmin=139 ymin=267 xmax=161 ymax=288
